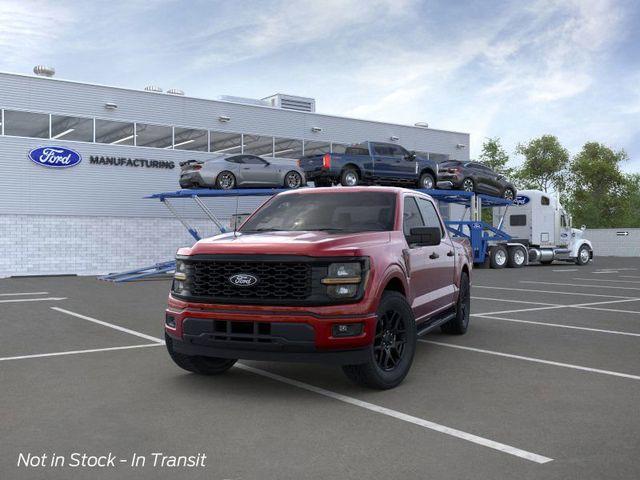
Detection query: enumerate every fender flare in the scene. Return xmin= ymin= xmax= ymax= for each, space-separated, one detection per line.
xmin=373 ymin=263 xmax=410 ymax=309
xmin=570 ymin=238 xmax=593 ymax=258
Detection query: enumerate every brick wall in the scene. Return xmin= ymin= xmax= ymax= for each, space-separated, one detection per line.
xmin=583 ymin=228 xmax=640 ymax=257
xmin=0 ymin=215 xmax=225 ymax=278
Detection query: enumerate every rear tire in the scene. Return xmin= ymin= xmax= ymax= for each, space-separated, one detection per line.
xmin=216 ymin=171 xmax=236 ymax=190
xmin=441 ymin=272 xmax=470 ymax=334
xmin=507 ymin=245 xmax=526 ymax=268
xmin=342 ymin=291 xmax=416 ymax=390
xmin=503 ymin=187 xmax=515 ymax=201
xmin=284 ymin=170 xmax=303 ymax=189
xmin=165 ymin=335 xmax=237 ymax=375
xmin=461 ymin=178 xmax=475 ymax=192
xmin=340 ymin=168 xmax=359 ymax=187
xmin=490 ymin=245 xmax=508 ymax=269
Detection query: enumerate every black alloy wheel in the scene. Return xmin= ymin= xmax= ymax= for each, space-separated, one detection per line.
xmin=374 ymin=309 xmax=407 ymax=371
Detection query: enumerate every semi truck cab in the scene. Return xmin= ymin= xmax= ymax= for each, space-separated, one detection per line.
xmin=493 ymin=189 xmax=593 ymax=266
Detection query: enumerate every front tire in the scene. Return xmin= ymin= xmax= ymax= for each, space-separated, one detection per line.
xmin=165 ymin=335 xmax=237 ymax=375
xmin=576 ymin=245 xmax=591 ymax=265
xmin=418 ymin=172 xmax=435 ymax=189
xmin=441 ymin=271 xmax=470 ymax=334
xmin=284 ymin=171 xmax=303 ymax=189
xmin=342 ymin=291 xmax=416 ymax=390
xmin=503 ymin=187 xmax=515 ymax=201
xmin=340 ymin=168 xmax=359 ymax=187
xmin=216 ymin=171 xmax=236 ymax=190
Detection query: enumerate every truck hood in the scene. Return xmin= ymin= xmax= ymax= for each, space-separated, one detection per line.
xmin=183 ymin=231 xmax=391 ymax=257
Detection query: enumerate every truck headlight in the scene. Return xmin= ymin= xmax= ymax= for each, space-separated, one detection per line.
xmin=322 ymin=262 xmax=362 ymax=298
xmin=172 ymin=259 xmax=190 ymax=295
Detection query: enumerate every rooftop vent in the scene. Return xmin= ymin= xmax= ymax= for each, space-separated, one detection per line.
xmin=144 ymin=85 xmax=163 ymax=93
xmin=167 ymin=88 xmax=185 ymax=96
xmin=33 ymin=65 xmax=55 ymax=77
xmin=262 ymin=94 xmax=316 ymax=112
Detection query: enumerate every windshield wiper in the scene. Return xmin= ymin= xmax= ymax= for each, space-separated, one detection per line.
xmin=240 ymin=228 xmax=284 ymax=233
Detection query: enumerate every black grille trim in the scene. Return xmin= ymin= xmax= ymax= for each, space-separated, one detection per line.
xmin=173 ymin=255 xmax=369 ymax=306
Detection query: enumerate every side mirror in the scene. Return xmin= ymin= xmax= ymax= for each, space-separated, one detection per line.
xmin=581 ymin=225 xmax=586 ymax=231
xmin=407 ymin=227 xmax=441 ymax=247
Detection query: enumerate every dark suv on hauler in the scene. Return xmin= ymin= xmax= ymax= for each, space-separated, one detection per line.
xmin=165 ymin=187 xmax=472 ymax=389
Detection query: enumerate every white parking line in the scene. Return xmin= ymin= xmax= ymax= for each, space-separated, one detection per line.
xmin=573 ymin=278 xmax=640 ymax=284
xmin=420 ymin=340 xmax=640 ymax=381
xmin=51 ymin=307 xmax=163 ymax=343
xmin=621 ymin=275 xmax=640 ymax=279
xmin=474 ymin=285 xmax=636 ymax=299
xmin=474 ymin=314 xmax=640 ymax=337
xmin=0 ymin=292 xmax=50 ymax=296
xmin=521 ymin=281 xmax=640 ymax=291
xmin=474 ymin=297 xmax=640 ymax=317
xmin=0 ymin=343 xmax=163 ymax=362
xmin=0 ymin=297 xmax=67 ymax=304
xmin=236 ymin=363 xmax=552 ymax=464
xmin=472 ymin=296 xmax=559 ymax=307
xmin=552 ymin=269 xmax=578 ymax=272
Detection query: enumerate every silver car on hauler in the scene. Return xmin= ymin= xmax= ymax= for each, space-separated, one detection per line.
xmin=179 ymin=154 xmax=306 ymax=190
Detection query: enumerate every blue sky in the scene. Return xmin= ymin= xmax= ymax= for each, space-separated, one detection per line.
xmin=1 ymin=0 xmax=638 ymax=171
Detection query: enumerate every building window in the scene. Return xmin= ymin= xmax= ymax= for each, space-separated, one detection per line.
xmin=95 ymin=119 xmax=135 ymax=145
xmin=173 ymin=127 xmax=208 ymax=151
xmin=51 ymin=115 xmax=93 ymax=142
xmin=303 ymin=140 xmax=331 ymax=156
xmin=135 ymin=123 xmax=172 ymax=148
xmin=210 ymin=131 xmax=243 ymax=154
xmin=3 ymin=110 xmax=49 ymax=138
xmin=273 ymin=137 xmax=303 ymax=159
xmin=244 ymin=134 xmax=274 ymax=156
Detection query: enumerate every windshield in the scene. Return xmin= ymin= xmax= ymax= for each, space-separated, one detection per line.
xmin=240 ymin=192 xmax=396 ymax=233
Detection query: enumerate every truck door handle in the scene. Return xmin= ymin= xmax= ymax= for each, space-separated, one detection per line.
xmin=429 ymin=252 xmax=439 ymax=259
xmin=242 ymin=167 xmax=250 ymax=170
xmin=447 ymin=251 xmax=454 ymax=257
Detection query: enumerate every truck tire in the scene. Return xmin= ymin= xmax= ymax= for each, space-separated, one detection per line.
xmin=342 ymin=291 xmax=416 ymax=390
xmin=461 ymin=178 xmax=475 ymax=192
xmin=340 ymin=168 xmax=359 ymax=187
xmin=502 ymin=187 xmax=516 ymax=201
xmin=441 ymin=272 xmax=470 ymax=334
xmin=575 ymin=245 xmax=591 ymax=265
xmin=490 ymin=245 xmax=508 ymax=269
xmin=507 ymin=245 xmax=526 ymax=268
xmin=418 ymin=172 xmax=435 ymax=189
xmin=165 ymin=334 xmax=237 ymax=375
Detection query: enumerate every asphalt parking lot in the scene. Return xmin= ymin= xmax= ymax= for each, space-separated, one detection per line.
xmin=2 ymin=257 xmax=640 ymax=480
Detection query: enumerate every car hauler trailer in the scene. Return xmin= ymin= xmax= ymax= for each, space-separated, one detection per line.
xmin=490 ymin=189 xmax=593 ymax=268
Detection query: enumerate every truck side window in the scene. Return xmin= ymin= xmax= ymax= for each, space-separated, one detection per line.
xmin=541 ymin=196 xmax=550 ymax=206
xmin=510 ymin=215 xmax=527 ymax=226
xmin=561 ymin=215 xmax=567 ymax=227
xmin=403 ymin=197 xmax=424 ymax=236
xmin=417 ymin=198 xmax=445 ymax=236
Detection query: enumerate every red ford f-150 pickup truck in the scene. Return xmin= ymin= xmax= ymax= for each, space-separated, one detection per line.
xmin=165 ymin=186 xmax=473 ymax=389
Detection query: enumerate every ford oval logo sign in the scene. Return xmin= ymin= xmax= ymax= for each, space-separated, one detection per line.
xmin=28 ymin=146 xmax=82 ymax=168
xmin=514 ymin=195 xmax=530 ymax=206
xmin=229 ymin=273 xmax=258 ymax=287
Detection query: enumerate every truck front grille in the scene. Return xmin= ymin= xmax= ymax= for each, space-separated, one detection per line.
xmin=186 ymin=259 xmax=312 ymax=301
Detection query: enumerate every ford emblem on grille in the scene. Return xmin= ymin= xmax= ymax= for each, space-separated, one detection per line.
xmin=229 ymin=273 xmax=258 ymax=286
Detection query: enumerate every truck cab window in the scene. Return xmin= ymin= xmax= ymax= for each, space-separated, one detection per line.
xmin=417 ymin=198 xmax=444 ymax=236
xmin=541 ymin=196 xmax=550 ymax=206
xmin=403 ymin=197 xmax=424 ymax=236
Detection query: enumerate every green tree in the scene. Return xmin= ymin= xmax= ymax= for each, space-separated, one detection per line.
xmin=515 ymin=135 xmax=569 ymax=192
xmin=478 ymin=137 xmax=514 ymax=177
xmin=566 ymin=142 xmax=631 ymax=228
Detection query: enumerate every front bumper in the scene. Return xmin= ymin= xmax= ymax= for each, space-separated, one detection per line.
xmin=165 ymin=297 xmax=377 ymax=364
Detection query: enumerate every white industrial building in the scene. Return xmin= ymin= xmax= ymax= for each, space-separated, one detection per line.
xmin=0 ymin=69 xmax=471 ymax=277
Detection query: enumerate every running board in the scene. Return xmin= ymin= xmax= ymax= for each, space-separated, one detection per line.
xmin=416 ymin=310 xmax=456 ymax=336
